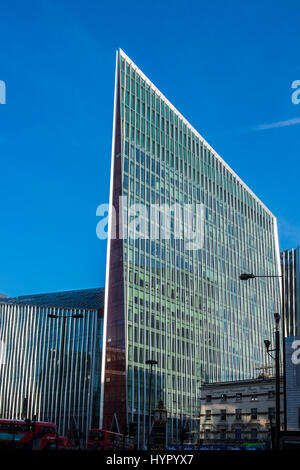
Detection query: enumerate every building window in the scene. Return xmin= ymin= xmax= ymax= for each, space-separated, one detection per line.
xmin=220 ymin=393 xmax=227 ymax=402
xmin=220 ymin=409 xmax=226 ymax=421
xmin=251 ymin=408 xmax=257 ymax=420
xmin=251 ymin=428 xmax=258 ymax=440
xmin=236 ymin=409 xmax=242 ymax=420
xmin=205 ymin=429 xmax=210 ymax=440
xmin=268 ymin=391 xmax=275 ymax=400
xmin=206 ymin=395 xmax=212 ymax=403
xmin=236 ymin=393 xmax=242 ymax=402
xmin=235 ymin=429 xmax=241 ymax=440
xmin=251 ymin=393 xmax=258 ymax=401
xmin=205 ymin=410 xmax=211 ymax=421
xmin=220 ymin=429 xmax=226 ymax=440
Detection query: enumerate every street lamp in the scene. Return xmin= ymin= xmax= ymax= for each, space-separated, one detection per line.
xmin=239 ymin=273 xmax=256 ymax=280
xmin=264 ymin=340 xmax=271 ymax=352
xmin=48 ymin=312 xmax=84 ymax=449
xmin=264 ymin=313 xmax=281 ymax=451
xmin=146 ymin=359 xmax=158 ymax=449
xmin=239 ymin=272 xmax=286 ymax=431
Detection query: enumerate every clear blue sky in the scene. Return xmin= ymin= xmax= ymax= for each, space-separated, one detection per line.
xmin=0 ymin=0 xmax=299 ymax=297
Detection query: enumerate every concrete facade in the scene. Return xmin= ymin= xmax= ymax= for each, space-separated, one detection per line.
xmin=199 ymin=376 xmax=284 ymax=445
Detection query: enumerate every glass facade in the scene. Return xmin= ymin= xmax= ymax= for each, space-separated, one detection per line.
xmin=102 ymin=50 xmax=281 ymax=448
xmin=0 ymin=289 xmax=104 ymax=442
xmin=281 ymin=246 xmax=300 ymax=337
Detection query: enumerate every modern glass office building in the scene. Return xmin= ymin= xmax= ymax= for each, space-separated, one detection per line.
xmin=101 ymin=49 xmax=281 ymax=448
xmin=281 ymin=246 xmax=300 ymax=337
xmin=0 ymin=288 xmax=104 ymax=442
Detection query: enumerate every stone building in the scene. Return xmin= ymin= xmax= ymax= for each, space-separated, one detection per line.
xmin=199 ymin=376 xmax=284 ymax=445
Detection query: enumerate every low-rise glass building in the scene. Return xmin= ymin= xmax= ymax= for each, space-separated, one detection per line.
xmin=0 ymin=288 xmax=104 ymax=442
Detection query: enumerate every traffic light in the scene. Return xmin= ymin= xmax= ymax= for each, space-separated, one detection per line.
xmin=25 ymin=418 xmax=36 ymax=433
xmin=129 ymin=422 xmax=136 ymax=437
xmin=8 ymin=423 xmax=15 ymax=434
xmin=25 ymin=418 xmax=31 ymax=432
xmin=31 ymin=418 xmax=36 ymax=433
xmin=180 ymin=426 xmax=189 ymax=443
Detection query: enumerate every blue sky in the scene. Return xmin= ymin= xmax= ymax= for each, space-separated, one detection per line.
xmin=0 ymin=0 xmax=299 ymax=297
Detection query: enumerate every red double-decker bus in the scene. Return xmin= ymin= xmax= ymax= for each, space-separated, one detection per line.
xmin=0 ymin=419 xmax=58 ymax=450
xmin=87 ymin=429 xmax=134 ymax=450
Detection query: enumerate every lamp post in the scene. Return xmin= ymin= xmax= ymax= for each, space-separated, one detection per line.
xmin=264 ymin=313 xmax=281 ymax=451
xmin=239 ymin=272 xmax=286 ymax=431
xmin=152 ymin=400 xmax=168 ymax=450
xmin=48 ymin=312 xmax=84 ymax=450
xmin=146 ymin=359 xmax=158 ymax=449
